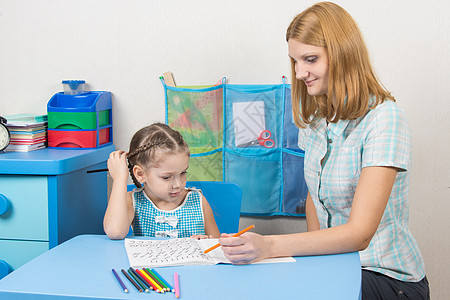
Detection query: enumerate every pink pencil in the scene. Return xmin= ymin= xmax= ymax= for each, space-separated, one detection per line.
xmin=174 ymin=272 xmax=180 ymax=298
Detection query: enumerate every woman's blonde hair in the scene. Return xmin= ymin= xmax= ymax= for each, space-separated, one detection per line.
xmin=286 ymin=2 xmax=395 ymax=128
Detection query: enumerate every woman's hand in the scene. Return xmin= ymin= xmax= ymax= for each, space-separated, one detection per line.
xmin=219 ymin=232 xmax=270 ymax=264
xmin=107 ymin=150 xmax=129 ymax=182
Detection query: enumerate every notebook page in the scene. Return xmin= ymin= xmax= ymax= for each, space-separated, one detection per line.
xmin=124 ymin=238 xmax=216 ymax=268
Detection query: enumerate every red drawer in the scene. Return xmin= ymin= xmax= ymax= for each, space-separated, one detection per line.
xmin=48 ymin=128 xmax=110 ymax=148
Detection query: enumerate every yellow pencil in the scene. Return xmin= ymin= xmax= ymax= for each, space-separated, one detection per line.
xmin=140 ymin=269 xmax=164 ymax=293
xmin=203 ymin=224 xmax=255 ymax=254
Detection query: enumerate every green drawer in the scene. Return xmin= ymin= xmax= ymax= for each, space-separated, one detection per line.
xmin=48 ymin=110 xmax=110 ymax=130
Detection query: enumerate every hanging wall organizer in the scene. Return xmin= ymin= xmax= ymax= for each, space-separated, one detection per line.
xmin=162 ymin=76 xmax=307 ymax=217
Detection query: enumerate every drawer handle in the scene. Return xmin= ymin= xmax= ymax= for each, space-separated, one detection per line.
xmin=0 ymin=260 xmax=11 ymax=279
xmin=0 ymin=194 xmax=10 ymax=216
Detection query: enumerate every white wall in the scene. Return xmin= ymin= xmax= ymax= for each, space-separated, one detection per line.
xmin=1 ymin=0 xmax=449 ymax=298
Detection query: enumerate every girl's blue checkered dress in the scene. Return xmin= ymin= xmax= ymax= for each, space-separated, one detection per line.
xmin=132 ymin=188 xmax=205 ymax=238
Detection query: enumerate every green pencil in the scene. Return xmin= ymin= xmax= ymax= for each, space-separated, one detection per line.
xmin=127 ymin=268 xmax=149 ymax=293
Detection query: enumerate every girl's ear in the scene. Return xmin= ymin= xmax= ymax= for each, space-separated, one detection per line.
xmin=133 ymin=165 xmax=146 ymax=183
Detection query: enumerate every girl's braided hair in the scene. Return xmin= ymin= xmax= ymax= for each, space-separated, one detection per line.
xmin=126 ymin=123 xmax=190 ymax=188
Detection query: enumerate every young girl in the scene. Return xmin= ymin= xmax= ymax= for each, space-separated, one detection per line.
xmin=219 ymin=2 xmax=429 ymax=299
xmin=103 ymin=122 xmax=220 ymax=240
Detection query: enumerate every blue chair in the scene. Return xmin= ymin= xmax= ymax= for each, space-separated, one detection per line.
xmin=126 ymin=181 xmax=242 ymax=234
xmin=186 ymin=181 xmax=242 ymax=233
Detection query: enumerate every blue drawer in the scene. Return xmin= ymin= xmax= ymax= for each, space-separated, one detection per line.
xmin=0 ymin=175 xmax=48 ymax=241
xmin=0 ymin=239 xmax=49 ymax=278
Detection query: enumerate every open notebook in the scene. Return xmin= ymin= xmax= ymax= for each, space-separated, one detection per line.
xmin=124 ymin=238 xmax=295 ymax=268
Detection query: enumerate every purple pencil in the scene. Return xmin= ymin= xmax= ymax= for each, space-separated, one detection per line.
xmin=112 ymin=269 xmax=128 ymax=293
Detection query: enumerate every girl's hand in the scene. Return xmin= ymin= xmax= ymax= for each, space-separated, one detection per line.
xmin=219 ymin=232 xmax=270 ymax=264
xmin=107 ymin=150 xmax=129 ymax=182
xmin=190 ymin=234 xmax=213 ymax=239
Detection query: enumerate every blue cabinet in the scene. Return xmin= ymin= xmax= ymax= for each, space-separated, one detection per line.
xmin=0 ymin=145 xmax=114 ymax=279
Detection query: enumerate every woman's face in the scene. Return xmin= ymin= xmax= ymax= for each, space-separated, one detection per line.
xmin=288 ymin=39 xmax=329 ymax=96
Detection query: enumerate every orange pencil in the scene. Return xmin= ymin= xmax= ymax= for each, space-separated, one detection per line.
xmin=203 ymin=224 xmax=255 ymax=254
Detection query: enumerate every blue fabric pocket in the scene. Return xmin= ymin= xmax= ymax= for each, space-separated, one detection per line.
xmin=282 ymin=150 xmax=307 ymax=215
xmin=225 ymin=148 xmax=281 ymax=215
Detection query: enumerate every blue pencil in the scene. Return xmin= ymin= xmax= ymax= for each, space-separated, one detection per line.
xmin=151 ymin=268 xmax=174 ymax=292
xmin=112 ymin=269 xmax=128 ymax=293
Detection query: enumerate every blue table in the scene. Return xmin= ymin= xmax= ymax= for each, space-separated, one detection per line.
xmin=0 ymin=235 xmax=361 ymax=299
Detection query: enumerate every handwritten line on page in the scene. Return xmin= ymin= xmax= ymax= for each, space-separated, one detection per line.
xmin=124 ymin=238 xmax=295 ymax=268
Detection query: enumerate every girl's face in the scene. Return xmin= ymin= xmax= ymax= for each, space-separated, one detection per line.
xmin=288 ymin=39 xmax=329 ymax=96
xmin=140 ymin=152 xmax=189 ymax=209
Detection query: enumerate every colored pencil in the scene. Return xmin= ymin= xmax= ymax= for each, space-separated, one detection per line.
xmin=128 ymin=268 xmax=149 ymax=293
xmin=203 ymin=224 xmax=255 ymax=254
xmin=112 ymin=269 xmax=128 ymax=293
xmin=121 ymin=269 xmax=142 ymax=292
xmin=146 ymin=268 xmax=169 ymax=292
xmin=135 ymin=269 xmax=156 ymax=292
xmin=150 ymin=268 xmax=174 ymax=292
xmin=132 ymin=268 xmax=154 ymax=292
xmin=143 ymin=269 xmax=166 ymax=292
xmin=143 ymin=268 xmax=165 ymax=292
xmin=138 ymin=269 xmax=159 ymax=292
xmin=140 ymin=268 xmax=163 ymax=293
xmin=174 ymin=272 xmax=180 ymax=298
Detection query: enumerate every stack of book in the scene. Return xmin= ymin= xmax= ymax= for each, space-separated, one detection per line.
xmin=4 ymin=114 xmax=48 ymax=152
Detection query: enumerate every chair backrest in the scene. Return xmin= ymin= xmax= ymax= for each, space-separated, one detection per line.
xmin=186 ymin=181 xmax=242 ymax=234
xmin=126 ymin=181 xmax=242 ymax=234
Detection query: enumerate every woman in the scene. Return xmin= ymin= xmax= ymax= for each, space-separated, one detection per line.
xmin=220 ymin=2 xmax=429 ymax=298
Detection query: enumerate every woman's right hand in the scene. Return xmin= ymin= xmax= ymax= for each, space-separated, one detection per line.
xmin=107 ymin=150 xmax=129 ymax=182
xmin=219 ymin=232 xmax=271 ymax=265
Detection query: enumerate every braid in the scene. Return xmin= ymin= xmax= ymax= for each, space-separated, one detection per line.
xmin=127 ymin=142 xmax=163 ymax=160
xmin=128 ymin=161 xmax=141 ymax=188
